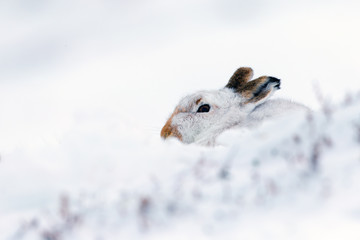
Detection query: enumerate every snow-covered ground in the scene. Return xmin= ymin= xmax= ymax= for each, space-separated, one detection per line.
xmin=1 ymin=1 xmax=360 ymax=239
xmin=2 ymin=92 xmax=360 ymax=240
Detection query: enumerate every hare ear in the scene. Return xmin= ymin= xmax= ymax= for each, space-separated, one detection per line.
xmin=225 ymin=67 xmax=254 ymax=90
xmin=241 ymin=76 xmax=281 ymax=105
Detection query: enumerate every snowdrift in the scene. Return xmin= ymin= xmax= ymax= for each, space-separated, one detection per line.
xmin=2 ymin=94 xmax=360 ymax=240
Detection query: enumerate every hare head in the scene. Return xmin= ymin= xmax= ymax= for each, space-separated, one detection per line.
xmin=161 ymin=67 xmax=283 ymax=145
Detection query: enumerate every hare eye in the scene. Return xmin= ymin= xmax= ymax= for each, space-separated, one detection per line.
xmin=197 ymin=104 xmax=210 ymax=113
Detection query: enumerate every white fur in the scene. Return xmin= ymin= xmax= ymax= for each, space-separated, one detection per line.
xmin=167 ymin=87 xmax=309 ymax=146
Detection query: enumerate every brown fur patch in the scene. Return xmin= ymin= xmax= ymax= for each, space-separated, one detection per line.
xmin=160 ymin=108 xmax=183 ymax=141
xmin=195 ymin=98 xmax=202 ymax=105
xmin=240 ymin=76 xmax=268 ymax=99
xmin=240 ymin=76 xmax=277 ymax=104
xmin=245 ymin=89 xmax=271 ymax=104
xmin=225 ymin=67 xmax=254 ymax=90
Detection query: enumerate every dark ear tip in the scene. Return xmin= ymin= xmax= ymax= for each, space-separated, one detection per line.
xmin=268 ymin=76 xmax=280 ymax=83
xmin=268 ymin=77 xmax=281 ymax=89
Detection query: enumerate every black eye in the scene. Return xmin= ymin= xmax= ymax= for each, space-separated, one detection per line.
xmin=197 ymin=104 xmax=210 ymax=113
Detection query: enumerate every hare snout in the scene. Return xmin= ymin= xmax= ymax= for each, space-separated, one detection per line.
xmin=160 ymin=119 xmax=182 ymax=141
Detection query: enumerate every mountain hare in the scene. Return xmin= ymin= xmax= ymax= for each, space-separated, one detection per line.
xmin=161 ymin=67 xmax=309 ymax=145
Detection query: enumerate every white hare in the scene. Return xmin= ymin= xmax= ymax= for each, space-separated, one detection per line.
xmin=161 ymin=67 xmax=309 ymax=145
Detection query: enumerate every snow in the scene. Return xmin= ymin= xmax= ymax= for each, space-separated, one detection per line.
xmin=1 ymin=93 xmax=360 ymax=240
xmin=1 ymin=1 xmax=360 ymax=239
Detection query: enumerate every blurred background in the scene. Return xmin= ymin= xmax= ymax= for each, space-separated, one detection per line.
xmin=1 ymin=1 xmax=360 ymax=238
xmin=1 ymin=0 xmax=360 ymax=146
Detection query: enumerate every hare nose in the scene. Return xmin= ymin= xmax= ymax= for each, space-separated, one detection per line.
xmin=161 ymin=122 xmax=182 ymax=141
